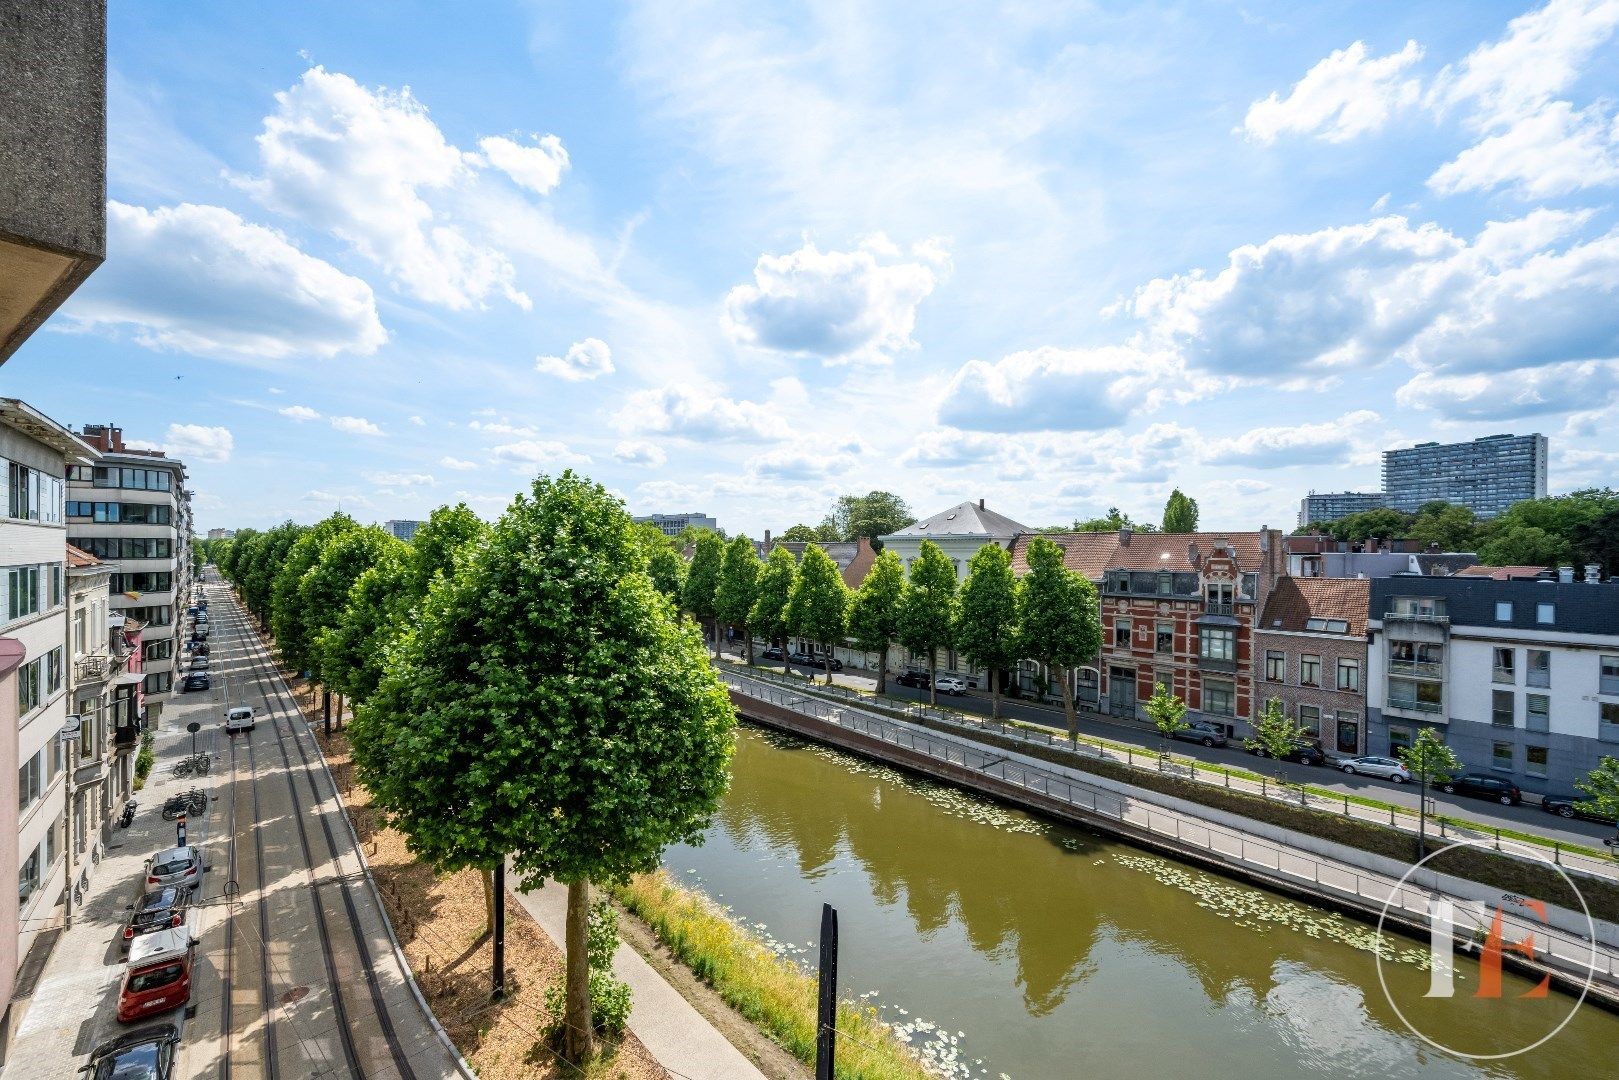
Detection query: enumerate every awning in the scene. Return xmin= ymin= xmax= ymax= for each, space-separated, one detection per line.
xmin=114 ymin=672 xmax=146 ymax=686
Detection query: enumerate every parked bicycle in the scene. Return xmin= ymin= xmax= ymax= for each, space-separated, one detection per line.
xmin=170 ymin=753 xmax=211 ymax=779
xmin=161 ymin=789 xmax=208 ymax=820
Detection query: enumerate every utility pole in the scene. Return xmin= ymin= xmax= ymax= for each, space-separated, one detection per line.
xmin=492 ymin=862 xmax=506 ymax=1000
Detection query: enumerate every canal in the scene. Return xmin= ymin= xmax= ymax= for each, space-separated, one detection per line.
xmin=663 ymin=726 xmax=1619 ymax=1079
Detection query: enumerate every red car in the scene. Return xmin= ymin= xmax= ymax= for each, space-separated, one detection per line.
xmin=117 ymin=928 xmax=194 ymax=1023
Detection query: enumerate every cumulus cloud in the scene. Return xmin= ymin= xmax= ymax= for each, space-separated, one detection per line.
xmin=722 ymin=238 xmax=947 ymax=364
xmin=489 ymin=439 xmax=590 ymax=470
xmin=330 ymin=415 xmax=384 ymax=436
xmin=64 ymin=201 xmax=386 ymax=363
xmin=1396 ymin=361 xmax=1619 ymax=419
xmin=409 ymin=415 xmax=426 ymax=426
xmin=160 ymin=424 xmax=234 ymax=464
xmin=535 ymin=337 xmax=614 ymax=381
xmin=746 ymin=439 xmax=864 ymax=481
xmin=279 ymin=405 xmax=320 ymax=421
xmin=1242 ymin=40 xmax=1423 ymax=143
xmin=936 ymin=345 xmax=1178 ymax=433
xmin=468 ymin=419 xmax=539 ymax=437
xmin=1203 ymin=410 xmax=1382 ymax=468
xmin=1428 ymin=101 xmax=1619 ymax=197
xmin=439 ymin=456 xmax=479 ymax=471
xmin=238 ymin=67 xmax=529 ymax=310
xmin=613 ymin=441 xmax=667 ymax=467
xmin=478 ymin=134 xmax=569 ymax=195
xmin=614 ymin=384 xmax=790 ymax=441
xmin=364 ymin=471 xmax=436 ymax=486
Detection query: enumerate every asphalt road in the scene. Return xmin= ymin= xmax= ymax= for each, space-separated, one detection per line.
xmin=725 ymin=647 xmax=1619 ymax=853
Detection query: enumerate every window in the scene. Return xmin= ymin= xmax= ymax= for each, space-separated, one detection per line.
xmin=1604 ymin=656 xmax=1619 ymax=695
xmin=1203 ymin=680 xmax=1235 ymax=717
xmin=1526 ymin=694 xmax=1549 ymax=733
xmin=64 ymin=502 xmax=170 ymax=525
xmin=90 ymin=466 xmax=172 ymax=492
xmin=1337 ymin=658 xmax=1360 ymax=692
xmin=1156 ymin=572 xmax=1173 ymax=596
xmin=1297 ymin=704 xmax=1321 ymax=736
xmin=1526 ymin=650 xmax=1550 ymax=688
xmin=16 ymin=657 xmax=41 ymax=715
xmin=68 ymin=537 xmax=173 ymax=560
xmin=1265 ymin=650 xmax=1285 ymax=682
xmin=108 ymin=572 xmax=173 ymax=594
xmin=1493 ymin=648 xmax=1515 ymax=684
xmin=1495 ymin=601 xmax=1513 ymax=621
xmin=1114 ymin=618 xmax=1131 ymax=649
xmin=6 ymin=462 xmax=63 ymax=523
xmin=18 ymin=846 xmax=39 ymax=905
xmin=1199 ymin=627 xmax=1236 ymax=661
xmin=1304 ymin=617 xmax=1350 ymax=633
xmin=1601 ymin=702 xmax=1619 ymax=742
xmin=144 ymin=671 xmax=172 ymax=694
xmin=1205 ymin=582 xmax=1233 ymax=612
xmin=1526 ymin=745 xmax=1549 ymax=779
xmin=72 ymin=609 xmax=86 ymax=655
xmin=1388 ymin=677 xmax=1442 ymax=712
xmin=1155 ymin=622 xmax=1174 ymax=653
xmin=45 ymin=647 xmax=62 ymax=695
xmin=1492 ymin=690 xmax=1515 ymax=728
xmin=1537 ymin=603 xmax=1555 ymax=625
xmin=1389 ymin=725 xmax=1413 ymax=755
xmin=1492 ymin=742 xmax=1514 ymax=772
xmin=17 ymin=752 xmax=41 ymax=812
xmin=144 ymin=639 xmax=173 ymax=662
xmin=1390 ymin=596 xmax=1446 ymax=617
xmin=1300 ymin=654 xmax=1320 ymax=687
xmin=5 ymin=565 xmax=41 ymax=624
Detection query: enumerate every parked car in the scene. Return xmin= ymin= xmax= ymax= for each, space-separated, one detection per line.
xmin=1338 ymin=755 xmax=1411 ymax=783
xmin=121 ymin=887 xmax=189 ymax=953
xmin=188 ymin=656 xmax=208 ymax=671
xmin=181 ymin=673 xmax=210 ymax=692
xmin=185 ymin=606 xmax=199 ymax=618
xmin=224 ymin=705 xmax=256 ymax=734
xmin=894 ymin=670 xmax=930 ymax=689
xmin=117 ymin=929 xmax=194 ymax=1024
xmin=145 ymin=845 xmax=202 ymax=892
xmin=760 ymin=645 xmax=785 ymax=661
xmin=1169 ymin=721 xmax=1228 ymax=748
xmin=84 ymin=1023 xmax=179 ymax=1079
xmin=935 ymin=675 xmax=968 ymax=696
xmin=1439 ymin=774 xmax=1523 ymax=805
xmin=1540 ymin=793 xmax=1617 ymax=825
xmin=190 ymin=626 xmax=209 ymax=641
xmin=1248 ymin=737 xmax=1327 ymax=766
xmin=806 ymin=655 xmax=843 ymax=672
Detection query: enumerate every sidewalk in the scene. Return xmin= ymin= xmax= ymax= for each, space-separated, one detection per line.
xmin=507 ymin=874 xmax=766 ymax=1080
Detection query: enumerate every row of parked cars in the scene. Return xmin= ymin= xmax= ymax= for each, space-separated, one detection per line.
xmin=180 ymin=600 xmax=211 ymax=692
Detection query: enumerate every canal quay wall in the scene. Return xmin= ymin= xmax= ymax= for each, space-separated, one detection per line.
xmin=724 ymin=672 xmax=1619 ymax=1009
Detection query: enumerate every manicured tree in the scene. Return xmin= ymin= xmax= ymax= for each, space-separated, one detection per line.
xmin=271 ymin=514 xmax=356 ymax=667
xmin=1161 ymin=488 xmax=1199 ymax=533
xmin=848 ymin=549 xmax=906 ymax=694
xmin=1575 ymin=757 xmax=1619 ymax=840
xmin=749 ymin=545 xmax=797 ymax=656
xmin=785 ymin=545 xmax=849 ymax=685
xmin=404 ymin=503 xmax=487 ymax=598
xmin=241 ymin=521 xmax=303 ymax=625
xmin=320 ymin=542 xmax=412 ymax=708
xmin=954 ymin=543 xmax=1018 ymax=720
xmin=1145 ymin=682 xmax=1188 ymax=754
xmin=1403 ymin=727 xmax=1462 ymax=857
xmin=351 ymin=473 xmax=734 ymax=1059
xmin=715 ymin=535 xmax=762 ymax=663
xmin=1015 ymin=536 xmax=1101 ymax=740
xmin=302 ymin=526 xmax=404 ymax=730
xmin=645 ymin=545 xmax=687 ymax=604
xmin=899 ymin=540 xmax=958 ymax=707
xmin=682 ymin=530 xmax=725 ymax=657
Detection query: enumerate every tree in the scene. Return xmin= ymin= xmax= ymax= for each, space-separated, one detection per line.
xmin=1144 ymin=682 xmax=1188 ymax=754
xmin=781 ymin=523 xmax=835 ymax=543
xmin=1408 ymin=503 xmax=1478 ymax=553
xmin=748 ymin=546 xmax=797 ymax=654
xmin=954 ymin=544 xmax=1018 ymax=720
xmin=1245 ymin=698 xmax=1304 ymax=777
xmin=785 ymin=545 xmax=849 ymax=685
xmin=899 ymin=541 xmax=958 ymax=706
xmin=820 ymin=491 xmax=916 ymax=546
xmin=715 ymin=535 xmax=761 ymax=663
xmin=1072 ymin=507 xmax=1155 ymax=533
xmin=270 ymin=514 xmax=357 ymax=673
xmin=1161 ymin=489 xmax=1199 ymax=533
xmin=1402 ymin=728 xmax=1462 ymax=857
xmin=1574 ymin=757 xmax=1619 ymax=836
xmin=848 ymin=549 xmax=906 ymax=695
xmin=405 ymin=504 xmax=488 ymax=598
xmin=1015 ymin=536 xmax=1102 ymax=741
xmin=320 ymin=543 xmax=412 ymax=707
xmin=351 ymin=473 xmax=734 ymax=1061
xmin=682 ymin=531 xmax=725 ymax=658
xmin=645 ymin=545 xmax=687 ymax=603
xmin=302 ymin=526 xmax=404 ymax=729
xmin=1571 ymin=506 xmax=1619 ymax=579
xmin=1478 ymin=525 xmax=1562 ymax=569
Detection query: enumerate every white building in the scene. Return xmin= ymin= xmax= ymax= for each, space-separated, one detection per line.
xmin=383 ymin=519 xmax=422 ymax=542
xmin=879 ymin=499 xmax=1030 ymax=582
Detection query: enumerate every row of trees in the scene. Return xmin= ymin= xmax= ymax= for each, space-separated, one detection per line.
xmin=1040 ymin=487 xmax=1201 ymax=535
xmin=1301 ymin=490 xmax=1619 ymax=574
xmin=212 ymin=476 xmax=736 ymax=1063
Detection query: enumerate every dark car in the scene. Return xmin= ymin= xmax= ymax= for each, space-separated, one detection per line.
xmin=802 ymin=655 xmax=843 ymax=672
xmin=760 ymin=645 xmax=785 ymax=661
xmin=1170 ymin=721 xmax=1229 ymax=748
xmin=84 ymin=1023 xmax=179 ymax=1080
xmin=1248 ymin=737 xmax=1326 ymax=766
xmin=181 ymin=673 xmax=210 ymax=692
xmin=1440 ymin=773 xmax=1523 ymax=806
xmin=894 ymin=670 xmax=931 ymax=689
xmin=1541 ymin=793 xmax=1618 ymax=826
xmin=121 ymin=887 xmax=189 ymax=953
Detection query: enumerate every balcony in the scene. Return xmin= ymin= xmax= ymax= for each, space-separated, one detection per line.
xmin=1204 ymin=602 xmax=1234 ymax=616
xmin=72 ymin=652 xmax=122 ymax=687
xmin=1198 ymin=654 xmax=1237 ymax=673
xmin=113 ymin=720 xmax=140 ymax=752
xmin=1385 ymin=698 xmax=1445 ymax=716
xmin=1386 ymin=610 xmax=1449 ymax=624
xmin=1388 ymin=659 xmax=1443 ymax=679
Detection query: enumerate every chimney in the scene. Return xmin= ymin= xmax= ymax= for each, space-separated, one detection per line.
xmin=1187 ymin=540 xmax=1199 ymax=566
xmin=1585 ymin=564 xmax=1601 ymax=583
xmin=1118 ymin=526 xmax=1132 ymax=545
xmin=1367 ymin=536 xmax=1378 ymax=553
xmin=978 ymin=498 xmax=985 ymax=511
xmin=1558 ymin=566 xmax=1574 ymax=583
xmin=764 ymin=529 xmax=771 ymax=550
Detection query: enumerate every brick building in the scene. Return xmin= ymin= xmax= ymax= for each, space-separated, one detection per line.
xmin=1007 ymin=531 xmax=1120 ymax=708
xmin=1254 ymin=577 xmax=1370 ymax=755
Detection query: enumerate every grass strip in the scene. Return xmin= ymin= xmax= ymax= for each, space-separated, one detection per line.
xmin=613 ymin=871 xmax=930 ymax=1080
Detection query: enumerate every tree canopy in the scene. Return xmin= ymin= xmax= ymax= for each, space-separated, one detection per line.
xmin=785 ymin=545 xmax=849 ymax=684
xmin=899 ymin=540 xmax=958 ymax=706
xmin=1161 ymin=489 xmax=1200 ymax=533
xmin=954 ymin=543 xmax=1018 ymax=719
xmin=848 ymin=549 xmax=907 ymax=695
xmin=682 ymin=530 xmax=725 ymax=655
xmin=1015 ymin=536 xmax=1101 ymax=740
xmin=715 ymin=535 xmax=762 ymax=661
xmin=748 ymin=545 xmax=797 ymax=649
xmin=820 ymin=491 xmax=916 ymax=545
xmin=270 ymin=514 xmax=357 ymax=673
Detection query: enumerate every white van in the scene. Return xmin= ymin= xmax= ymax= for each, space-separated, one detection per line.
xmin=224 ymin=706 xmax=256 ymax=734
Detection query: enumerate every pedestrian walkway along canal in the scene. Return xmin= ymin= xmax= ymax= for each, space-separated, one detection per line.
xmin=664 ymin=726 xmax=1619 ymax=1080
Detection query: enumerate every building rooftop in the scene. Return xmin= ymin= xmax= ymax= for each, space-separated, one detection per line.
xmin=65 ymin=543 xmax=103 ymax=569
xmin=760 ymin=538 xmax=877 ymax=589
xmin=1007 ymin=532 xmax=1119 ymax=581
xmin=1369 ymin=575 xmax=1619 ymax=635
xmin=1457 ymin=564 xmax=1551 ymax=581
xmin=883 ymin=500 xmax=1030 ymax=540
xmin=0 ymin=398 xmax=97 ymax=463
xmin=1106 ymin=530 xmax=1273 ymax=573
xmin=1259 ymin=577 xmax=1370 ymax=636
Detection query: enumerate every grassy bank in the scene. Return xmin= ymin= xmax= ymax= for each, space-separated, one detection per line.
xmin=614 ymin=872 xmax=928 ymax=1080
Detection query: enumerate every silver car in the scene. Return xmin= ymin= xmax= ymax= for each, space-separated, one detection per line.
xmin=145 ymin=845 xmax=202 ymax=892
xmin=1339 ymin=755 xmax=1410 ymax=783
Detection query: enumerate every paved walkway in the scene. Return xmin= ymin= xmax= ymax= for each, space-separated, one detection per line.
xmin=508 ymin=875 xmax=767 ymax=1080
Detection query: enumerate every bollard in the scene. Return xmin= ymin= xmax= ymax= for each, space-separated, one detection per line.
xmin=1224 ymin=769 xmax=1230 ymax=789
xmin=1495 ymin=828 xmax=1500 ymax=850
xmin=1344 ymin=796 xmax=1349 ymax=816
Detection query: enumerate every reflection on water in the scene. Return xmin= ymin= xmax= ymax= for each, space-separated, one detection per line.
xmin=664 ymin=726 xmax=1618 ymax=1079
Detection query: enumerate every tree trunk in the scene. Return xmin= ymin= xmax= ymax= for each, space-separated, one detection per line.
xmin=1056 ymin=662 xmax=1078 ymax=743
xmin=929 ymin=645 xmax=938 ymax=706
xmin=744 ymin=627 xmax=753 ymax=665
xmin=711 ymin=617 xmax=720 ymax=659
xmin=479 ymin=867 xmax=496 ymax=941
xmin=563 ymin=878 xmax=595 ymax=1062
xmin=989 ymin=667 xmax=1001 ymax=721
xmin=823 ymin=640 xmax=834 ymax=685
xmin=876 ymin=644 xmax=889 ymax=695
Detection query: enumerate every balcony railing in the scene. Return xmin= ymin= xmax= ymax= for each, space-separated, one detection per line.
xmin=1388 ymin=659 xmax=1443 ymax=679
xmin=1602 ymin=675 xmax=1619 ymax=696
xmin=1386 ymin=610 xmax=1449 ymax=624
xmin=1387 ymin=698 xmax=1444 ymax=715
xmin=72 ymin=653 xmax=122 ymax=685
xmin=1526 ymin=672 xmax=1550 ymax=689
xmin=1204 ymin=602 xmax=1234 ymax=616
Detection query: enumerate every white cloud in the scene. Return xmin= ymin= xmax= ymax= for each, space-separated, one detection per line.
xmin=303 ymin=489 xmax=375 ymax=509
xmin=722 ymin=238 xmax=947 ymax=364
xmin=468 ymin=419 xmax=540 ymax=437
xmin=238 ymin=67 xmax=529 ymax=310
xmin=160 ymin=424 xmax=234 ymax=464
xmin=535 ymin=337 xmax=614 ymax=381
xmin=614 ymin=384 xmax=791 ymax=441
xmin=279 ymin=405 xmax=320 ymax=421
xmin=1203 ymin=410 xmax=1382 ymax=468
xmin=489 ymin=439 xmax=590 ymax=470
xmin=409 ymin=415 xmax=426 ymax=426
xmin=330 ymin=415 xmax=384 ymax=436
xmin=364 ymin=471 xmax=436 ymax=486
xmin=1242 ymin=40 xmax=1423 ymax=144
xmin=1427 ymin=101 xmax=1619 ymax=197
xmin=64 ymin=201 xmax=386 ymax=363
xmin=439 ymin=456 xmax=479 ymax=471
xmin=746 ymin=439 xmax=864 ymax=481
xmin=936 ymin=345 xmax=1178 ymax=433
xmin=613 ymin=441 xmax=667 ymax=467
xmin=478 ymin=134 xmax=569 ymax=195
xmin=1395 ymin=361 xmax=1619 ymax=419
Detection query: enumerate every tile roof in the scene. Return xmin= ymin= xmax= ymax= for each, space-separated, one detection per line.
xmin=883 ymin=500 xmax=1030 ymax=539
xmin=65 ymin=543 xmax=102 ymax=569
xmin=1457 ymin=564 xmax=1549 ymax=580
xmin=1259 ymin=577 xmax=1371 ymax=635
xmin=1007 ymin=532 xmax=1119 ymax=581
xmin=1106 ymin=531 xmax=1272 ymax=572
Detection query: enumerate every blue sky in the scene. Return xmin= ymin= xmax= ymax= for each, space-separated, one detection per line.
xmin=7 ymin=0 xmax=1619 ymax=535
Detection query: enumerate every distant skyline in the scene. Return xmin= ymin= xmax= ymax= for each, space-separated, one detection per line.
xmin=5 ymin=1 xmax=1618 ymax=535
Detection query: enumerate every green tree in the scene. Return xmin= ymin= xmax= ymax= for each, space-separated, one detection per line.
xmin=270 ymin=514 xmax=357 ymax=673
xmin=848 ymin=549 xmax=907 ymax=695
xmin=748 ymin=546 xmax=797 ymax=654
xmin=1574 ymin=757 xmax=1619 ymax=833
xmin=899 ymin=541 xmax=958 ymax=706
xmin=1145 ymin=682 xmax=1188 ymax=754
xmin=780 ymin=523 xmax=834 ymax=543
xmin=682 ymin=531 xmax=725 ymax=657
xmin=715 ymin=535 xmax=762 ymax=662
xmin=1015 ymin=536 xmax=1101 ymax=741
xmin=785 ymin=545 xmax=849 ymax=685
xmin=1321 ymin=508 xmax=1412 ymax=543
xmin=1245 ymin=698 xmax=1303 ymax=766
xmin=1408 ymin=502 xmax=1478 ymax=552
xmin=645 ymin=545 xmax=687 ymax=603
xmin=1571 ymin=505 xmax=1619 ymax=579
xmin=954 ymin=544 xmax=1018 ymax=720
xmin=303 ymin=526 xmax=404 ymax=725
xmin=1478 ymin=525 xmax=1562 ymax=568
xmin=820 ymin=491 xmax=916 ymax=546
xmin=320 ymin=543 xmax=412 ymax=707
xmin=405 ymin=504 xmax=487 ymax=598
xmin=1072 ymin=507 xmax=1155 ymax=533
xmin=1161 ymin=489 xmax=1199 ymax=533
xmin=351 ymin=473 xmax=734 ymax=1060
xmin=1403 ymin=728 xmax=1462 ymax=857
xmin=240 ymin=521 xmax=305 ymax=626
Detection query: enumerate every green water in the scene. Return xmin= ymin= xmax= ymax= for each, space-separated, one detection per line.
xmin=663 ymin=726 xmax=1619 ymax=1079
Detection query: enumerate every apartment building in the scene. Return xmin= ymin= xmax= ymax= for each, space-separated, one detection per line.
xmin=634 ymin=512 xmax=718 ymax=537
xmin=383 ymin=519 xmax=422 ymax=542
xmin=1298 ymin=491 xmax=1385 ymax=527
xmin=1366 ymin=570 xmax=1619 ymax=794
xmin=1285 ymin=536 xmax=1477 ymax=579
xmin=1383 ymin=433 xmax=1548 ymax=518
xmin=0 ymin=400 xmax=96 ymax=1001
xmin=66 ymin=425 xmax=192 ymax=694
xmin=1255 ymin=578 xmax=1370 ymax=755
